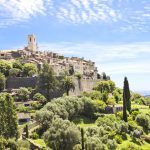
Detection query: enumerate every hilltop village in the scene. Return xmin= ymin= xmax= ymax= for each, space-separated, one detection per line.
xmin=0 ymin=35 xmax=150 ymax=150
xmin=0 ymin=34 xmax=98 ymax=79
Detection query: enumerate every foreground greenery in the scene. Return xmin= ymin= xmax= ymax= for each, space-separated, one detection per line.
xmin=0 ymin=60 xmax=150 ymax=149
xmin=35 ymin=94 xmax=150 ymax=150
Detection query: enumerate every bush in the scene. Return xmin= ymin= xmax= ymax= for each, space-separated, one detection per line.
xmin=107 ymin=139 xmax=117 ymax=150
xmin=23 ymin=63 xmax=37 ymax=77
xmin=16 ymin=140 xmax=30 ymax=150
xmin=107 ymin=96 xmax=116 ymax=105
xmin=9 ymin=68 xmax=21 ymax=77
xmin=131 ymin=129 xmax=143 ymax=142
xmin=16 ymin=87 xmax=31 ymax=101
xmin=115 ymin=135 xmax=123 ymax=144
xmin=17 ymin=104 xmax=29 ymax=112
xmin=82 ymin=90 xmax=102 ymax=100
xmin=120 ymin=142 xmax=142 ymax=150
xmin=0 ymin=137 xmax=7 ymax=150
xmin=136 ymin=114 xmax=150 ymax=133
xmin=7 ymin=138 xmax=18 ymax=150
xmin=44 ymin=118 xmax=80 ymax=150
xmin=121 ymin=132 xmax=127 ymax=140
xmin=116 ymin=111 xmax=123 ymax=120
xmin=96 ymin=115 xmax=117 ymax=128
xmin=31 ymin=101 xmax=41 ymax=110
xmin=30 ymin=132 xmax=39 ymax=139
xmin=131 ymin=110 xmax=139 ymax=120
xmin=85 ymin=137 xmax=107 ymax=150
xmin=128 ymin=120 xmax=142 ymax=132
xmin=0 ymin=73 xmax=6 ymax=92
xmin=33 ymin=93 xmax=46 ymax=104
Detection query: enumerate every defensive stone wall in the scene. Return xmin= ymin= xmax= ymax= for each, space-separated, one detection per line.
xmin=6 ymin=77 xmax=98 ymax=97
xmin=6 ymin=77 xmax=37 ymax=89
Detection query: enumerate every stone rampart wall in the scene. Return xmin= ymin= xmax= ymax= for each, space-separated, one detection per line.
xmin=6 ymin=77 xmax=99 ymax=97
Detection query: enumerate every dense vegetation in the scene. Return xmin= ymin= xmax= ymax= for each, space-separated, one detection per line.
xmin=0 ymin=59 xmax=150 ymax=149
xmin=34 ymin=78 xmax=150 ymax=150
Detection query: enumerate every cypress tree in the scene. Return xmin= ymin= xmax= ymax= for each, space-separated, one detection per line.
xmin=24 ymin=125 xmax=29 ymax=138
xmin=123 ymin=77 xmax=128 ymax=122
xmin=5 ymin=94 xmax=18 ymax=139
xmin=81 ymin=128 xmax=84 ymax=150
xmin=124 ymin=77 xmax=131 ymax=113
xmin=0 ymin=93 xmax=18 ymax=139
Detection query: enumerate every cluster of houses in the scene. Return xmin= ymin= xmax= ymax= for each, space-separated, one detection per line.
xmin=0 ymin=34 xmax=98 ymax=79
xmin=1 ymin=34 xmax=123 ymax=125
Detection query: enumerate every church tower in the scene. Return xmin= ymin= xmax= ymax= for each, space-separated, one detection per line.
xmin=27 ymin=34 xmax=38 ymax=52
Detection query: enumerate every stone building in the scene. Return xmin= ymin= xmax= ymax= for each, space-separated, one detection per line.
xmin=0 ymin=34 xmax=99 ymax=79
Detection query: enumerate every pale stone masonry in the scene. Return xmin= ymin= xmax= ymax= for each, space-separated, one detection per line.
xmin=0 ymin=34 xmax=98 ymax=79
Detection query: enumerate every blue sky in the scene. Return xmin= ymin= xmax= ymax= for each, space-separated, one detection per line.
xmin=0 ymin=0 xmax=150 ymax=93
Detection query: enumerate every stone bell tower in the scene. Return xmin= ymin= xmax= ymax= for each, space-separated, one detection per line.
xmin=27 ymin=34 xmax=38 ymax=52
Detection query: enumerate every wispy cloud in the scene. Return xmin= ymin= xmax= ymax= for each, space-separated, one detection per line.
xmin=40 ymin=41 xmax=150 ymax=75
xmin=0 ymin=0 xmax=150 ymax=32
xmin=0 ymin=0 xmax=49 ymax=27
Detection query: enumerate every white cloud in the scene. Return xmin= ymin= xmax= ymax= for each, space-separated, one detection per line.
xmin=0 ymin=0 xmax=50 ymax=27
xmin=39 ymin=41 xmax=150 ymax=75
xmin=0 ymin=0 xmax=150 ymax=32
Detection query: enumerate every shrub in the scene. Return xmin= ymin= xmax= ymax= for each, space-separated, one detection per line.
xmin=30 ymin=132 xmax=39 ymax=139
xmin=17 ymin=104 xmax=28 ymax=112
xmin=16 ymin=87 xmax=31 ymax=101
xmin=115 ymin=135 xmax=123 ymax=144
xmin=131 ymin=129 xmax=143 ymax=142
xmin=107 ymin=96 xmax=116 ymax=105
xmin=44 ymin=118 xmax=80 ymax=150
xmin=33 ymin=93 xmax=46 ymax=104
xmin=31 ymin=101 xmax=41 ymax=110
xmin=7 ymin=138 xmax=18 ymax=150
xmin=121 ymin=132 xmax=127 ymax=140
xmin=136 ymin=114 xmax=150 ymax=133
xmin=0 ymin=73 xmax=6 ymax=92
xmin=120 ymin=142 xmax=142 ymax=150
xmin=96 ymin=115 xmax=117 ymax=128
xmin=85 ymin=137 xmax=107 ymax=150
xmin=131 ymin=110 xmax=139 ymax=120
xmin=107 ymin=139 xmax=117 ymax=150
xmin=116 ymin=111 xmax=123 ymax=120
xmin=16 ymin=140 xmax=30 ymax=150
xmin=128 ymin=120 xmax=142 ymax=132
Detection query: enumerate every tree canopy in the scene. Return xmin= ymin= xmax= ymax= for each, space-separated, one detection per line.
xmin=37 ymin=63 xmax=58 ymax=100
xmin=0 ymin=93 xmax=18 ymax=139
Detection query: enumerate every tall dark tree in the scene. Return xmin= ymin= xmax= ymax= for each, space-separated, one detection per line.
xmin=122 ymin=77 xmax=131 ymax=122
xmin=102 ymin=72 xmax=107 ymax=80
xmin=124 ymin=77 xmax=131 ymax=113
xmin=81 ymin=128 xmax=85 ymax=150
xmin=5 ymin=94 xmax=18 ymax=139
xmin=0 ymin=93 xmax=18 ymax=139
xmin=24 ymin=125 xmax=29 ymax=138
xmin=37 ymin=63 xmax=58 ymax=100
